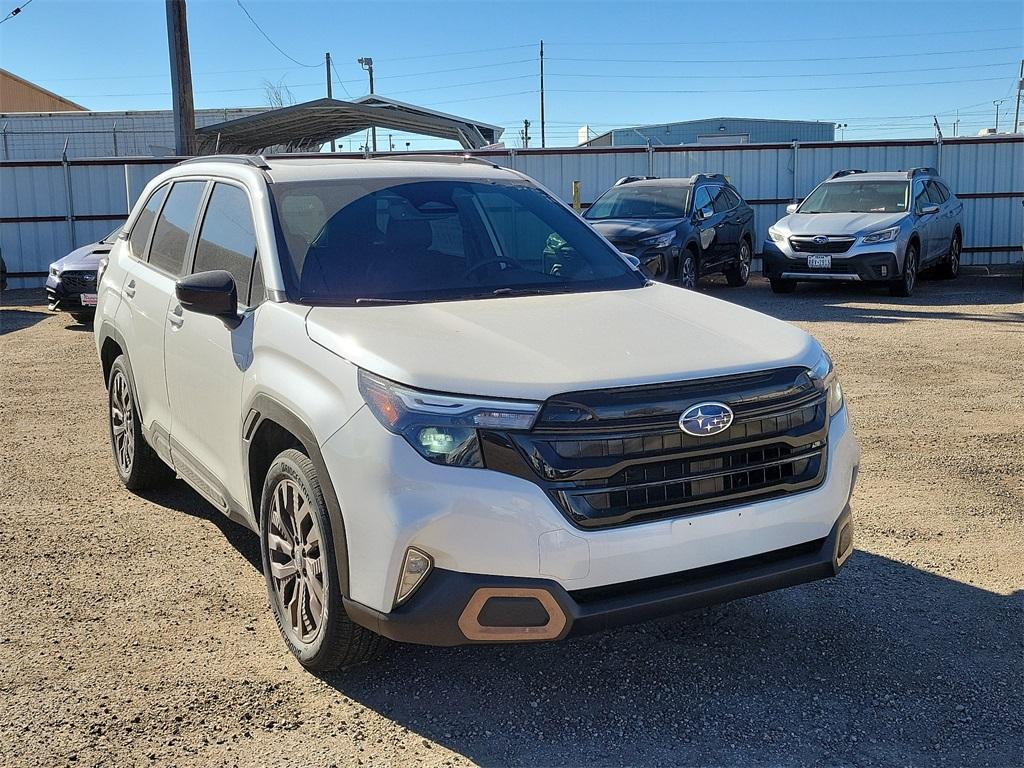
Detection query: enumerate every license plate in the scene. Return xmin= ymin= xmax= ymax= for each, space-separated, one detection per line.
xmin=80 ymin=293 xmax=98 ymax=306
xmin=807 ymin=255 xmax=832 ymax=270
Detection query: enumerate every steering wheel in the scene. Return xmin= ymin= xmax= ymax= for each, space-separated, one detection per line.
xmin=463 ymin=257 xmax=525 ymax=280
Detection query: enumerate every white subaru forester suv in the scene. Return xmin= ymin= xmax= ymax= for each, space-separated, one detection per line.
xmin=94 ymin=155 xmax=859 ymax=670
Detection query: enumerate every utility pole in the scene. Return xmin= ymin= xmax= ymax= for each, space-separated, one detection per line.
xmin=953 ymin=110 xmax=960 ymax=138
xmin=539 ymin=40 xmax=546 ymax=148
xmin=1013 ymin=59 xmax=1023 ymax=134
xmin=165 ymin=0 xmax=196 ymax=155
xmin=993 ymin=99 xmax=1008 ymax=134
xmin=358 ymin=57 xmax=377 ymax=152
xmin=521 ymin=119 xmax=530 ymax=149
xmin=326 ymin=52 xmax=335 ymax=152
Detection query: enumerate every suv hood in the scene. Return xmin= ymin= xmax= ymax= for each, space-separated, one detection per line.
xmin=588 ymin=218 xmax=685 ymax=242
xmin=780 ymin=211 xmax=905 ymax=236
xmin=53 ymin=241 xmax=110 ymax=271
xmin=305 ymin=284 xmax=820 ymax=401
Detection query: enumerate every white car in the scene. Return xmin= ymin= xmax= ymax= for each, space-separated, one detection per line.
xmin=94 ymin=155 xmax=859 ymax=670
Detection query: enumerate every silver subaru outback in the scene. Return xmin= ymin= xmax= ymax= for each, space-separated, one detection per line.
xmin=762 ymin=168 xmax=963 ymax=297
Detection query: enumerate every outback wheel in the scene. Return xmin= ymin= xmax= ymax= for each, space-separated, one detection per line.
xmin=260 ymin=449 xmax=385 ymax=671
xmin=107 ymin=356 xmax=172 ymax=490
xmin=891 ymin=243 xmax=918 ymax=297
xmin=770 ymin=277 xmax=797 ymax=294
xmin=725 ymin=240 xmax=752 ymax=287
xmin=937 ymin=232 xmax=961 ymax=279
xmin=679 ymin=251 xmax=698 ymax=290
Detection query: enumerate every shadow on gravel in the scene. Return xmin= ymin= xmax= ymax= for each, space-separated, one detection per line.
xmin=1 ymin=289 xmax=52 ymax=335
xmin=324 ymin=552 xmax=1022 ymax=767
xmin=703 ymin=271 xmax=1023 ymax=327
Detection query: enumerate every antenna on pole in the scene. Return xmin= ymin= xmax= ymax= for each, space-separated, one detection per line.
xmin=539 ymin=40 xmax=546 ymax=148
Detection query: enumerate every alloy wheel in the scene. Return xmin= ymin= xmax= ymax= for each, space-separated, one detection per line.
xmin=266 ymin=478 xmax=328 ymax=645
xmin=950 ymin=236 xmax=960 ymax=276
xmin=680 ymin=255 xmax=697 ymax=289
xmin=905 ymin=249 xmax=917 ymax=294
xmin=110 ymin=369 xmax=135 ymax=477
xmin=738 ymin=242 xmax=751 ymax=280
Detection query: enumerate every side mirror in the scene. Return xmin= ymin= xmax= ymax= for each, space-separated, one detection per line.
xmin=620 ymin=252 xmax=641 ymax=271
xmin=785 ymin=203 xmax=800 ymax=215
xmin=176 ymin=270 xmax=240 ymax=327
xmin=920 ymin=204 xmax=940 ymax=215
xmin=697 ymin=205 xmax=714 ymax=221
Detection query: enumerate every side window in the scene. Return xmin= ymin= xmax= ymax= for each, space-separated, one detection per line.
xmin=692 ymin=186 xmax=712 ymax=214
xmin=926 ymin=181 xmax=947 ymax=204
xmin=128 ymin=184 xmax=169 ymax=260
xmin=912 ymin=181 xmax=929 ymax=213
xmin=148 ymin=181 xmax=206 ymax=276
xmin=722 ymin=188 xmax=742 ymax=208
xmin=937 ymin=181 xmax=953 ymax=199
xmin=711 ymin=186 xmax=733 ymax=214
xmin=193 ymin=183 xmax=258 ymax=303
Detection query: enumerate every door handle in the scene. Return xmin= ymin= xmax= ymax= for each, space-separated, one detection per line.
xmin=168 ymin=304 xmax=184 ymax=329
xmin=124 ymin=279 xmax=136 ymax=299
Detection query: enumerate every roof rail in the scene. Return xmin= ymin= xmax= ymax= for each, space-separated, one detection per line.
xmin=376 ymin=154 xmax=501 ymax=169
xmin=828 ymin=169 xmax=866 ymax=180
xmin=178 ymin=154 xmax=271 ymax=170
xmin=688 ymin=172 xmax=730 ymax=185
xmin=614 ymin=175 xmax=658 ymax=186
xmin=903 ymin=167 xmax=939 ymax=178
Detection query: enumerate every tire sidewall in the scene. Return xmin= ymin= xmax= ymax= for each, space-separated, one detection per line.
xmin=259 ymin=449 xmax=346 ymax=667
xmin=904 ymin=244 xmax=918 ymax=294
xmin=949 ymin=233 xmax=960 ymax=276
xmin=108 ymin=356 xmax=143 ymax=486
xmin=680 ymin=252 xmax=698 ymax=289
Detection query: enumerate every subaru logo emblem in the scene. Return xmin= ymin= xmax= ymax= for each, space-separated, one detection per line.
xmin=679 ymin=402 xmax=734 ymax=437
xmin=812 ymin=235 xmax=829 ymax=245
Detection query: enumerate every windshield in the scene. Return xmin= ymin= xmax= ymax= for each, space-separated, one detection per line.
xmin=584 ymin=185 xmax=690 ymax=220
xmin=100 ymin=226 xmax=122 ymax=244
xmin=799 ymin=180 xmax=909 ymax=214
xmin=271 ymin=179 xmax=644 ymax=305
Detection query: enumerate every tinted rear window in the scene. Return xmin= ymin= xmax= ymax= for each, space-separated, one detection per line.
xmin=148 ymin=181 xmax=206 ymax=276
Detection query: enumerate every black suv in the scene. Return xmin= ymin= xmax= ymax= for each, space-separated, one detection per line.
xmin=584 ymin=174 xmax=755 ymax=289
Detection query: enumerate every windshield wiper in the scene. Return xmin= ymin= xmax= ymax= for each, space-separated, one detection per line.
xmin=354 ymin=297 xmax=416 ymax=305
xmin=489 ymin=287 xmax=560 ymax=297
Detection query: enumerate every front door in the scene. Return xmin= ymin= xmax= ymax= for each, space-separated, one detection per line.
xmin=164 ymin=181 xmax=261 ymax=513
xmin=691 ymin=186 xmax=723 ymax=271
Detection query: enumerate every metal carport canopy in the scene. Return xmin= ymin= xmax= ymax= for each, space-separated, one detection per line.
xmin=195 ymin=96 xmax=503 ymax=153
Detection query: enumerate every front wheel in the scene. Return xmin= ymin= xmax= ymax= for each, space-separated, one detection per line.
xmin=891 ymin=243 xmax=918 ymax=297
xmin=936 ymin=232 xmax=961 ymax=279
xmin=679 ymin=251 xmax=698 ymax=290
xmin=260 ymin=449 xmax=385 ymax=671
xmin=770 ymin=277 xmax=797 ymax=294
xmin=725 ymin=240 xmax=752 ymax=287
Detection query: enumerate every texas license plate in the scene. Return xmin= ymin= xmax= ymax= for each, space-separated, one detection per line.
xmin=807 ymin=255 xmax=832 ymax=270
xmin=80 ymin=293 xmax=98 ymax=306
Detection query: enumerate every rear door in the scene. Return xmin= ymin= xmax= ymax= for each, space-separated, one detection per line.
xmin=911 ymin=179 xmax=938 ymax=261
xmin=119 ymin=180 xmax=205 ymax=455
xmin=164 ymin=181 xmax=262 ymax=512
xmin=690 ymin=185 xmax=722 ymax=269
xmin=925 ymin=180 xmax=953 ymax=260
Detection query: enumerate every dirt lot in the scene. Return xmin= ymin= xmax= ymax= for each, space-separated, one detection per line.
xmin=1 ymin=271 xmax=1022 ymax=768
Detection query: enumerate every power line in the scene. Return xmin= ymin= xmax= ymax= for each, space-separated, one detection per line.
xmin=234 ymin=0 xmax=318 ymax=68
xmin=551 ymin=75 xmax=1011 ymax=96
xmin=551 ymin=45 xmax=1022 ymax=66
xmin=546 ymin=26 xmax=1022 ymax=46
xmin=329 ymin=59 xmax=352 ymax=99
xmin=384 ymin=43 xmax=535 ymax=62
xmin=0 ymin=0 xmax=33 ymax=24
xmin=386 ymin=74 xmax=535 ymax=96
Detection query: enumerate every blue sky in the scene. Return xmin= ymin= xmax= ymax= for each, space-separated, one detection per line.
xmin=1 ymin=0 xmax=1022 ymax=149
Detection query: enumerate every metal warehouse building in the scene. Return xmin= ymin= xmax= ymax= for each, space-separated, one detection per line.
xmin=580 ymin=117 xmax=835 ymax=147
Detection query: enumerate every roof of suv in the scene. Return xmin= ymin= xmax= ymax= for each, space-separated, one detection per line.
xmin=827 ymin=168 xmax=939 ymax=184
xmin=175 ymin=154 xmax=516 ymax=184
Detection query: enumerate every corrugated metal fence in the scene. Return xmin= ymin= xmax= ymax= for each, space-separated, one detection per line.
xmin=1 ymin=135 xmax=1021 ymax=288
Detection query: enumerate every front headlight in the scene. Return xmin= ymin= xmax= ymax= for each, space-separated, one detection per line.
xmin=861 ymin=226 xmax=900 ymax=244
xmin=49 ymin=264 xmax=61 ymax=279
xmin=808 ymin=351 xmax=844 ymax=416
xmin=357 ymin=370 xmax=540 ymax=467
xmin=639 ymin=231 xmax=675 ymax=249
xmin=768 ymin=226 xmax=786 ymax=243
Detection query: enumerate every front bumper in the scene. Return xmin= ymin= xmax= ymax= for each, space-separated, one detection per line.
xmin=323 ymin=404 xmax=860 ymax=633
xmin=345 ymin=506 xmax=854 ymax=646
xmin=46 ymin=272 xmax=97 ymax=312
xmin=762 ymin=241 xmax=900 ymax=282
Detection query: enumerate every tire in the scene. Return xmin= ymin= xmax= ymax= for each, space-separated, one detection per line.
xmin=770 ymin=278 xmax=797 ymax=294
xmin=70 ymin=312 xmax=94 ymax=324
xmin=260 ymin=448 xmax=386 ymax=671
xmin=891 ymin=242 xmax=918 ymax=297
xmin=725 ymin=239 xmax=752 ymax=287
xmin=679 ymin=250 xmax=699 ymax=290
xmin=936 ymin=231 xmax=961 ymax=280
xmin=107 ymin=355 xmax=174 ymax=491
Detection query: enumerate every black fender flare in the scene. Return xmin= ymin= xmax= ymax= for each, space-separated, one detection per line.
xmin=243 ymin=394 xmax=352 ymax=596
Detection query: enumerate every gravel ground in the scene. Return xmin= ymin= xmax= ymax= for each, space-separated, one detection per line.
xmin=1 ymin=270 xmax=1022 ymax=768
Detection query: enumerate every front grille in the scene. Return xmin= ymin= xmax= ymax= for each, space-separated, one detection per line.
xmin=480 ymin=367 xmax=829 ymax=529
xmin=789 ymin=236 xmax=854 ymax=254
xmin=60 ymin=270 xmax=97 ymax=293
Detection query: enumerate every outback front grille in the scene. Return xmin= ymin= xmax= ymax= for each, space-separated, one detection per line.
xmin=789 ymin=236 xmax=855 ymax=254
xmin=60 ymin=271 xmax=97 ymax=293
xmin=480 ymin=367 xmax=829 ymax=529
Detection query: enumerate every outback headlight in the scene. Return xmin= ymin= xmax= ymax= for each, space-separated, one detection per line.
xmin=639 ymin=231 xmax=675 ymax=249
xmin=357 ymin=370 xmax=540 ymax=467
xmin=768 ymin=226 xmax=786 ymax=243
xmin=49 ymin=264 xmax=61 ymax=278
xmin=861 ymin=226 xmax=900 ymax=244
xmin=808 ymin=351 xmax=844 ymax=416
